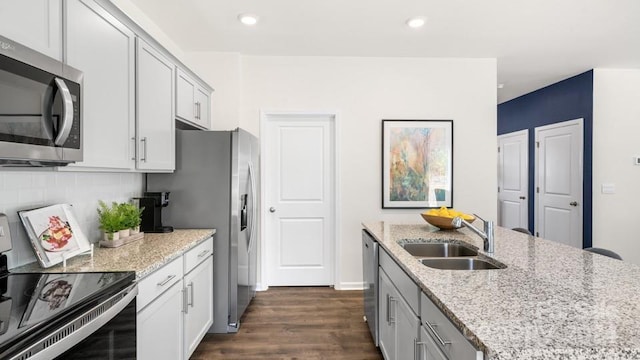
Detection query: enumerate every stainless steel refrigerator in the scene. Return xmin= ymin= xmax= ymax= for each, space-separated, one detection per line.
xmin=147 ymin=128 xmax=259 ymax=333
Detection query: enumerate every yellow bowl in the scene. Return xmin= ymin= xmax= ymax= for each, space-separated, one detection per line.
xmin=420 ymin=213 xmax=475 ymax=230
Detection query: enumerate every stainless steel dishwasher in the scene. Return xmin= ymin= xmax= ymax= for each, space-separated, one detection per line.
xmin=362 ymin=229 xmax=379 ymax=346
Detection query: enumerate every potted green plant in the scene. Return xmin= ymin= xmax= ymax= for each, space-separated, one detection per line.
xmin=118 ymin=202 xmax=144 ymax=235
xmin=97 ymin=201 xmax=124 ymax=241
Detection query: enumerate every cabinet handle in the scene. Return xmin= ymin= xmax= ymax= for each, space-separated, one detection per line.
xmin=182 ymin=287 xmax=189 ymax=314
xmin=188 ymin=281 xmax=194 ymax=308
xmin=388 ymin=297 xmax=397 ymax=324
xmin=385 ymin=294 xmax=391 ymax=324
xmin=197 ymin=249 xmax=210 ymax=258
xmin=194 ymin=102 xmax=198 ymax=120
xmin=425 ymin=321 xmax=451 ymax=347
xmin=140 ymin=137 xmax=148 ymax=162
xmin=157 ymin=274 xmax=176 ymax=287
xmin=131 ymin=137 xmax=136 ymax=160
xmin=197 ymin=102 xmax=201 ymax=119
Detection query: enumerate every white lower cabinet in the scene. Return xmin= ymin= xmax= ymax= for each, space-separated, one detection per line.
xmin=377 ymin=246 xmax=482 ymax=360
xmin=418 ymin=326 xmax=447 ymax=360
xmin=420 ymin=292 xmax=483 ymax=360
xmin=183 ymin=254 xmax=214 ymax=359
xmin=379 ymin=268 xmax=420 ymax=360
xmin=137 ymin=237 xmax=214 ymax=360
xmin=378 ymin=269 xmax=396 ymax=359
xmin=138 ymin=280 xmax=184 ymax=359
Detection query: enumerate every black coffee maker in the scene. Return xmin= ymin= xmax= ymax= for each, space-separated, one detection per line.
xmin=137 ymin=192 xmax=174 ymax=233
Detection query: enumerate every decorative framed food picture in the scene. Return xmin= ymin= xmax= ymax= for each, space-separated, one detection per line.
xmin=382 ymin=119 xmax=453 ymax=209
xmin=18 ymin=204 xmax=91 ymax=268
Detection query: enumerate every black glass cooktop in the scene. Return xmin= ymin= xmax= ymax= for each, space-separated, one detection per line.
xmin=0 ymin=271 xmax=134 ymax=356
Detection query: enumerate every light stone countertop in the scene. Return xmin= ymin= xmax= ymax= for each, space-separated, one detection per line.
xmin=363 ymin=221 xmax=640 ymax=360
xmin=13 ymin=229 xmax=215 ymax=279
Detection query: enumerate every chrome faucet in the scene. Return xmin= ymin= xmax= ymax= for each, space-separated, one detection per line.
xmin=451 ymin=214 xmax=495 ymax=253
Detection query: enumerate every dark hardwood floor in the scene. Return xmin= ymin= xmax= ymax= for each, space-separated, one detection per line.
xmin=191 ymin=287 xmax=383 ymax=359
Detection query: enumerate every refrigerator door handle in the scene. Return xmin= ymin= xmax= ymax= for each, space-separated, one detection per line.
xmin=248 ymin=161 xmax=257 ymax=252
xmin=240 ymin=194 xmax=248 ymax=231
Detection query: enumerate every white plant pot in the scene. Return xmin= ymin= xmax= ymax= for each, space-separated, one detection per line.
xmin=118 ymin=229 xmax=130 ymax=238
xmin=104 ymin=231 xmax=120 ymax=241
xmin=130 ymin=226 xmax=140 ymax=235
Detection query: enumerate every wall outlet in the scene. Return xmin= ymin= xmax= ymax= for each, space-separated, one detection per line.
xmin=601 ymin=183 xmax=616 ymax=194
xmin=635 ymin=157 xmax=640 ymax=165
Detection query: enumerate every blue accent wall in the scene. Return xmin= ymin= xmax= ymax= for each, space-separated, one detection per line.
xmin=497 ymin=70 xmax=593 ymax=248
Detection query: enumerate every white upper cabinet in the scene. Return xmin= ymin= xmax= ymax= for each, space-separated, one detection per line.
xmin=0 ymin=0 xmax=62 ymax=60
xmin=136 ymin=38 xmax=175 ymax=172
xmin=176 ymin=68 xmax=211 ymax=129
xmin=65 ymin=0 xmax=136 ymax=170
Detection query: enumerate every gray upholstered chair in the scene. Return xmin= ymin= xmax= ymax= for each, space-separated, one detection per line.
xmin=584 ymin=247 xmax=622 ymax=260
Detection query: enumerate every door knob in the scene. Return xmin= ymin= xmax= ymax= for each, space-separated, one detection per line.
xmin=569 ymin=201 xmax=578 ymax=207
xmin=269 ymin=207 xmax=276 ymax=213
xmin=519 ymin=196 xmax=526 ymax=200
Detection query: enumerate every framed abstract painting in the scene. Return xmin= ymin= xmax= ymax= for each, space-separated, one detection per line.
xmin=382 ymin=119 xmax=453 ymax=209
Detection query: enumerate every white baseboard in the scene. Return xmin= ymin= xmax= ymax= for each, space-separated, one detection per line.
xmin=256 ymin=282 xmax=364 ymax=291
xmin=335 ymin=281 xmax=365 ymax=290
xmin=256 ymin=283 xmax=268 ymax=292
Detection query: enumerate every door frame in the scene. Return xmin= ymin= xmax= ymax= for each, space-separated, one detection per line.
xmin=534 ymin=118 xmax=584 ymax=245
xmin=497 ymin=129 xmax=529 ymax=230
xmin=259 ymin=110 xmax=341 ymax=291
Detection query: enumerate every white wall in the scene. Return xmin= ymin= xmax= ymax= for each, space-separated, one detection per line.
xmin=1 ymin=171 xmax=144 ymax=269
xmin=592 ymin=69 xmax=640 ymax=263
xmin=237 ymin=56 xmax=497 ymax=288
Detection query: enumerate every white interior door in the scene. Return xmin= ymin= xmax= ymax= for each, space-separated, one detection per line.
xmin=535 ymin=119 xmax=583 ymax=248
xmin=264 ymin=113 xmax=336 ymax=286
xmin=498 ymin=130 xmax=529 ymax=229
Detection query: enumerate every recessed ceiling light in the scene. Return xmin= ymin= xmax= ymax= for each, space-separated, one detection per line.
xmin=406 ymin=16 xmax=426 ymax=29
xmin=238 ymin=13 xmax=259 ymax=26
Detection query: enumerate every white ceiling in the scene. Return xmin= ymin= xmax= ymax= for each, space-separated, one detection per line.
xmin=129 ymin=0 xmax=640 ymax=103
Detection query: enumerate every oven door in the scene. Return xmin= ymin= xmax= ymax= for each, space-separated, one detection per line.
xmin=11 ymin=283 xmax=137 ymax=360
xmin=0 ymin=35 xmax=82 ymax=165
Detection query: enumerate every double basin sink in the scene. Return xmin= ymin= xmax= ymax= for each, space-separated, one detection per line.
xmin=402 ymin=242 xmax=506 ymax=270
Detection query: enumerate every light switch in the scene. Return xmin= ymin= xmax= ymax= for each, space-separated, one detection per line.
xmin=634 ymin=157 xmax=640 ymax=165
xmin=601 ymin=183 xmax=616 ymax=194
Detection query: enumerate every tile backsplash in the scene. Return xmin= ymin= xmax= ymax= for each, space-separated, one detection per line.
xmin=0 ymin=170 xmax=144 ymax=269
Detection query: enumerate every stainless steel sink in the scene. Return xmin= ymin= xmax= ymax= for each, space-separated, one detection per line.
xmin=420 ymin=258 xmax=505 ymax=270
xmin=402 ymin=243 xmax=478 ymax=257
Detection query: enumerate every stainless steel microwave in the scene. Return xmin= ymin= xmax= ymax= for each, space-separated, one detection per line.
xmin=0 ymin=34 xmax=82 ymax=166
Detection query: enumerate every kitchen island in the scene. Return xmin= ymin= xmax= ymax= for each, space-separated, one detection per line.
xmin=363 ymin=221 xmax=640 ymax=359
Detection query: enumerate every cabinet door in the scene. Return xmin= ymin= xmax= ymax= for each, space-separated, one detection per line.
xmin=396 ymin=293 xmax=420 ymax=360
xmin=65 ymin=0 xmax=135 ymax=170
xmin=0 ymin=0 xmax=62 ymax=60
xmin=137 ymin=280 xmax=184 ymax=360
xmin=183 ymin=257 xmax=214 ymax=359
xmin=194 ymin=86 xmax=210 ymax=129
xmin=176 ymin=69 xmax=196 ymax=123
xmin=379 ymin=269 xmax=396 ymax=360
xmin=136 ymin=38 xmax=175 ymax=171
xmin=419 ymin=326 xmax=448 ymax=360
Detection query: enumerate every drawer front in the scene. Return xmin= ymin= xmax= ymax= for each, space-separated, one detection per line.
xmin=420 ymin=292 xmax=481 ymax=360
xmin=184 ymin=237 xmax=214 ymax=274
xmin=137 ymin=256 xmax=184 ymax=311
xmin=379 ymin=248 xmax=420 ymax=315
